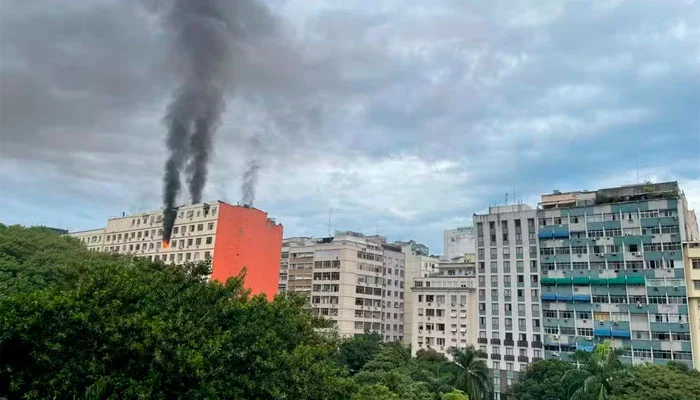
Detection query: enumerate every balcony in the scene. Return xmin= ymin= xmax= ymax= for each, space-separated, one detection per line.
xmin=504 ymin=355 xmax=515 ymax=361
xmin=504 ymin=339 xmax=514 ymax=346
xmin=518 ymin=356 xmax=529 ymax=362
xmin=478 ymin=338 xmax=488 ymax=344
xmin=490 ymin=338 xmax=501 ymax=345
xmin=517 ymin=340 xmax=528 ymax=347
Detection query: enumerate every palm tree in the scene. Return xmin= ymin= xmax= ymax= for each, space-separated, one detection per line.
xmin=449 ymin=346 xmax=490 ymax=400
xmin=562 ymin=342 xmax=625 ymax=400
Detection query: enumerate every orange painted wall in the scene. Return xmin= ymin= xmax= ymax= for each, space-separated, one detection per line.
xmin=211 ymin=202 xmax=283 ymax=299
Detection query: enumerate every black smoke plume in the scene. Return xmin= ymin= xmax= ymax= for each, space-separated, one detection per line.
xmin=160 ymin=0 xmax=233 ymax=241
xmin=241 ymin=159 xmax=260 ymax=206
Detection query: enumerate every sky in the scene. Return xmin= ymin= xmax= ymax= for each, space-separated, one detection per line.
xmin=1 ymin=0 xmax=699 ymax=254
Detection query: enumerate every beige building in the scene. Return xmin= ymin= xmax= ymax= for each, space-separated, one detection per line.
xmin=410 ymin=261 xmax=478 ymax=358
xmin=69 ymin=202 xmax=221 ymax=263
xmin=279 ymin=231 xmax=405 ymax=341
xmin=70 ymin=228 xmax=106 ymax=252
xmin=683 ymin=241 xmax=700 ymax=370
xmin=400 ymin=241 xmax=440 ymax=346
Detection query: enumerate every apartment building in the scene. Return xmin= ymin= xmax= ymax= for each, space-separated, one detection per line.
xmin=410 ymin=260 xmax=478 ymax=358
xmin=443 ymin=227 xmax=476 ymax=261
xmin=682 ymin=242 xmax=700 ymax=370
xmin=400 ymin=241 xmax=440 ymax=346
xmin=538 ymin=182 xmax=695 ymax=368
xmin=473 ymin=204 xmax=543 ymax=399
xmin=69 ymin=201 xmax=283 ymax=298
xmin=279 ymin=232 xmax=405 ymax=341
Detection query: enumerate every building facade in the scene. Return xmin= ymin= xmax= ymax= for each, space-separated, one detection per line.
xmin=444 ymin=227 xmax=476 ymax=261
xmin=69 ymin=201 xmax=283 ymax=298
xmin=410 ymin=261 xmax=478 ymax=358
xmin=279 ymin=232 xmax=405 ymax=341
xmin=538 ymin=182 xmax=695 ymax=368
xmin=401 ymin=242 xmax=440 ymax=346
xmin=474 ymin=204 xmax=543 ymax=399
xmin=682 ymin=241 xmax=700 ymax=370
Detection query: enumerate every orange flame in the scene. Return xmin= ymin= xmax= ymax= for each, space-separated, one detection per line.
xmin=162 ymin=240 xmax=170 ymax=249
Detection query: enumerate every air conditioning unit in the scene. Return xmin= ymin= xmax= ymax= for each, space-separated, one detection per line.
xmin=553 ymin=334 xmax=559 ymax=340
xmin=552 ymin=352 xmax=559 ymax=357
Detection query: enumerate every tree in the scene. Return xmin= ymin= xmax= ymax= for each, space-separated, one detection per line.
xmin=339 ymin=333 xmax=383 ymax=374
xmin=416 ymin=348 xmax=449 ymax=363
xmin=442 ymin=389 xmax=470 ymax=400
xmin=351 ymin=384 xmax=400 ymax=400
xmin=505 ymin=359 xmax=574 ymax=400
xmin=608 ymin=364 xmax=700 ymax=400
xmin=562 ymin=342 xmax=625 ymax=400
xmin=448 ymin=347 xmax=490 ymax=400
xmin=0 ymin=226 xmax=355 ymax=399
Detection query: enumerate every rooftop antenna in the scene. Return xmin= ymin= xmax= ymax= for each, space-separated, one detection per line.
xmin=328 ymin=208 xmax=333 ymax=237
xmin=505 ymin=192 xmax=509 ymax=205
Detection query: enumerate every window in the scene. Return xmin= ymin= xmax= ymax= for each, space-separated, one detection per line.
xmin=206 ymin=236 xmax=213 ymax=245
xmin=197 ymin=224 xmax=203 ymax=231
xmin=174 ymin=227 xmax=179 ymax=234
xmin=208 ymin=222 xmax=214 ymax=230
xmin=195 ymin=238 xmax=202 ymax=246
xmin=490 ymin=248 xmax=498 ymax=259
xmin=491 ymin=276 xmax=498 ymax=285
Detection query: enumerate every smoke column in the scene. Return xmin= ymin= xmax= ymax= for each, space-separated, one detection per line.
xmin=241 ymin=159 xmax=260 ymax=206
xmin=160 ymin=0 xmax=232 ymax=243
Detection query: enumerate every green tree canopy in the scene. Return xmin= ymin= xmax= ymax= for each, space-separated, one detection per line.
xmin=338 ymin=332 xmax=383 ymax=374
xmin=608 ymin=364 xmax=700 ymax=400
xmin=505 ymin=359 xmax=574 ymax=400
xmin=441 ymin=389 xmax=470 ymax=400
xmin=0 ymin=225 xmax=354 ymax=399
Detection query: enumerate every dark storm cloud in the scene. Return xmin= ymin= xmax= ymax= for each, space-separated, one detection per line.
xmin=1 ymin=0 xmax=698 ymax=252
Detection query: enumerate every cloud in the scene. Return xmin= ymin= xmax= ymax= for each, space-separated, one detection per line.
xmin=1 ymin=0 xmax=699 ymax=252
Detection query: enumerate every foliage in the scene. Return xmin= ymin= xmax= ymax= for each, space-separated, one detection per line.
xmin=0 ymin=224 xmax=90 ymax=293
xmin=441 ymin=389 xmax=470 ymax=400
xmin=562 ymin=342 xmax=625 ymax=400
xmin=0 ymin=226 xmax=354 ymax=399
xmin=417 ymin=348 xmax=449 ymax=363
xmin=608 ymin=364 xmax=700 ymax=400
xmin=509 ymin=343 xmax=700 ymax=400
xmin=505 ymin=359 xmax=574 ymax=400
xmin=339 ymin=332 xmax=383 ymax=374
xmin=351 ymin=384 xmax=400 ymax=400
xmin=448 ymin=346 xmax=490 ymax=400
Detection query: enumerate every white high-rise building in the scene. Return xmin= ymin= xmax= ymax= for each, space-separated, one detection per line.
xmin=444 ymin=227 xmax=476 ymax=261
xmin=399 ymin=241 xmax=440 ymax=346
xmin=409 ymin=261 xmax=478 ymax=358
xmin=279 ymin=231 xmax=405 ymax=341
xmin=473 ymin=205 xmax=542 ymax=399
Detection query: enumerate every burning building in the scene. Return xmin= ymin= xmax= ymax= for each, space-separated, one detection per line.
xmin=69 ymin=201 xmax=283 ymax=299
